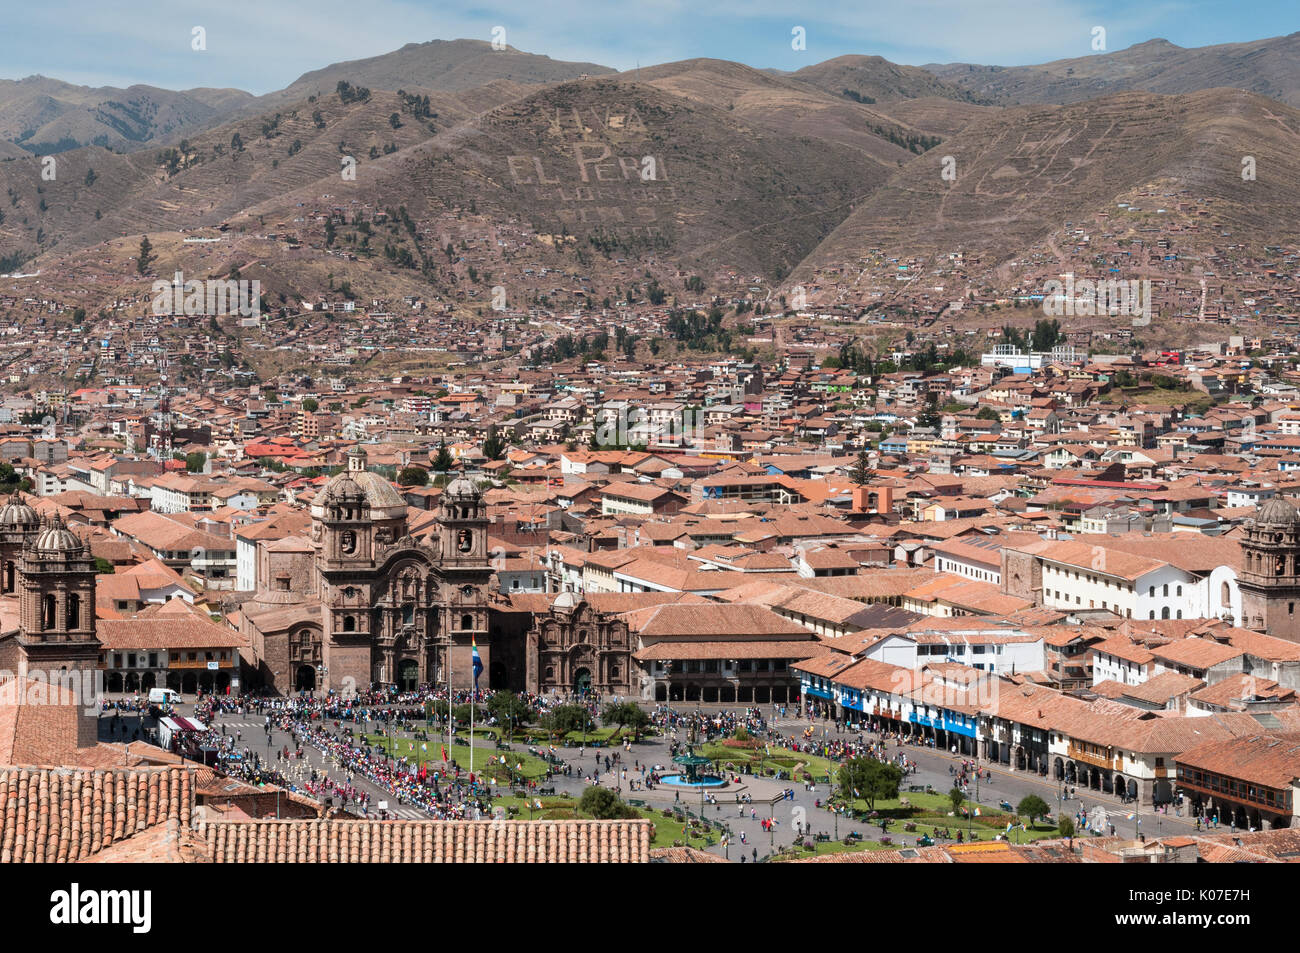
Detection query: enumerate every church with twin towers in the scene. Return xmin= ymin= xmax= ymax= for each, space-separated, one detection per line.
xmin=239 ymin=447 xmax=496 ymax=694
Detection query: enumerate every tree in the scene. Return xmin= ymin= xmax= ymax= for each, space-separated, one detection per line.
xmin=851 ymin=446 xmax=874 ymax=486
xmin=482 ymin=425 xmax=505 ymax=461
xmin=230 ymin=132 xmax=244 ymax=152
xmin=397 ymin=466 xmax=429 ymax=486
xmin=578 ymin=786 xmax=638 ymax=820
xmin=601 ymin=702 xmax=651 ymax=741
xmin=1058 ymin=816 xmax=1075 ymax=841
xmin=302 ymin=397 xmax=319 ymax=413
xmin=1017 ymin=795 xmax=1051 ymax=827
xmin=184 ymin=451 xmax=206 ymax=473
xmin=916 ymin=391 xmax=942 ymax=430
xmin=93 ymin=557 xmax=115 ymax=574
xmin=949 ymin=785 xmax=966 ymax=817
xmin=837 ymin=758 xmax=903 ymax=811
xmin=433 ymin=440 xmax=453 ymax=473
xmin=485 ymin=692 xmax=533 ymax=741
xmin=542 ymin=704 xmax=591 ymax=740
xmin=1031 ymin=318 xmax=1061 ymax=353
xmin=137 ymin=236 xmax=154 ymax=275
xmin=976 ymin=406 xmax=1000 ymax=421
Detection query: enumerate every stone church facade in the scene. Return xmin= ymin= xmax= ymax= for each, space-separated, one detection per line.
xmin=524 ymin=592 xmax=635 ymax=697
xmin=240 ymin=449 xmax=495 ymax=694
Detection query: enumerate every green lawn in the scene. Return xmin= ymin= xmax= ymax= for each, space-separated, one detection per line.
xmin=491 ymin=794 xmax=717 ymax=850
xmin=835 ymin=790 xmax=1067 ymax=842
xmin=698 ymin=742 xmax=838 ymax=781
xmin=360 ymin=733 xmax=552 ymax=781
xmin=516 ymin=725 xmax=642 ymax=745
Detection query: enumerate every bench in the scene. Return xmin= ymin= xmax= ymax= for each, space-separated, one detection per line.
xmin=815 ymin=833 xmax=831 ymax=843
xmin=539 ymin=787 xmax=555 ymax=796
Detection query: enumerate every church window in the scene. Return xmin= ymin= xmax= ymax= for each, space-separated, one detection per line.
xmin=402 ymin=603 xmax=414 ymax=625
xmin=41 ymin=594 xmax=56 ymax=630
xmin=343 ymin=615 xmax=356 ymax=632
xmin=461 ymin=614 xmax=474 ymax=630
xmin=67 ymin=593 xmax=80 ymax=629
xmin=1221 ymin=581 xmax=1231 ymax=605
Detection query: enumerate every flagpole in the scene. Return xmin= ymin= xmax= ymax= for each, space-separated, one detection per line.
xmin=446 ymin=635 xmax=453 ymax=776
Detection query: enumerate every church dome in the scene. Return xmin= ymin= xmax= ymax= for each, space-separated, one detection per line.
xmin=443 ymin=476 xmax=481 ymax=502
xmin=315 ymin=469 xmax=407 ymax=518
xmin=1257 ymin=496 xmax=1300 ymax=527
xmin=31 ymin=516 xmax=82 ymax=555
xmin=0 ymin=495 xmax=38 ymax=529
xmin=325 ymin=474 xmax=364 ymax=500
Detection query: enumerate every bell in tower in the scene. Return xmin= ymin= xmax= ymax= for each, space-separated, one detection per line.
xmin=439 ymin=476 xmax=487 ymax=565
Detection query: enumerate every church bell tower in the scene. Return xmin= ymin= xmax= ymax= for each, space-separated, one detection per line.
xmin=1239 ymin=496 xmax=1300 ymax=641
xmin=16 ymin=515 xmax=101 ymax=679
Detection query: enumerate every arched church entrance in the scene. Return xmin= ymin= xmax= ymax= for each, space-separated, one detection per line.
xmin=574 ymin=668 xmax=592 ymax=696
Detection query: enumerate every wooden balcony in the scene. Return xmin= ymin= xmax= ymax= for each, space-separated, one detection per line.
xmin=1067 ymin=741 xmax=1120 ymax=772
xmin=169 ymin=658 xmax=236 ymax=670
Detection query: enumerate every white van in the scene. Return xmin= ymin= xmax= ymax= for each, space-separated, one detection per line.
xmin=149 ymin=688 xmax=181 ymax=706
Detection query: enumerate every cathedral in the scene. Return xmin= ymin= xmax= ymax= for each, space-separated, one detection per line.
xmin=240 ymin=448 xmax=496 ymax=694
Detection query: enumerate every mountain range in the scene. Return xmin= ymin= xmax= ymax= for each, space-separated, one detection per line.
xmin=2 ymin=34 xmax=1298 ymax=311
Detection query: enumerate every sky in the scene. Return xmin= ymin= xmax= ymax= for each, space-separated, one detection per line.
xmin=2 ymin=0 xmax=1298 ymax=94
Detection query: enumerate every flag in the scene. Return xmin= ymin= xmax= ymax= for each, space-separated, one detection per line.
xmin=440 ymin=745 xmax=448 ymax=762
xmin=534 ymin=799 xmax=543 ymax=809
xmin=421 ymin=742 xmax=427 ymax=752
xmin=1124 ymin=812 xmax=1136 ymax=820
xmin=1006 ymin=821 xmax=1013 ymax=832
xmin=974 ymin=807 xmax=981 ymax=816
xmin=471 ymin=636 xmax=484 ymax=688
xmin=853 ymin=789 xmax=860 ymax=797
